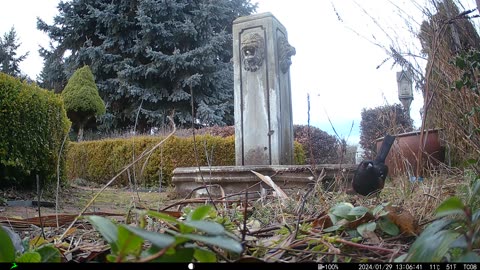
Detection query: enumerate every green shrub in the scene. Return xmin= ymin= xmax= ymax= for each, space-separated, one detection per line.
xmin=401 ymin=177 xmax=480 ymax=262
xmin=66 ymin=135 xmax=306 ymax=187
xmin=359 ymin=104 xmax=413 ymax=159
xmin=294 ymin=125 xmax=339 ymax=164
xmin=62 ymin=65 xmax=105 ymax=141
xmin=0 ymin=73 xmax=71 ymax=187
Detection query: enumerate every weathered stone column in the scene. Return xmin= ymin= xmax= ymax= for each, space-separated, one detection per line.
xmin=233 ymin=12 xmax=295 ymax=166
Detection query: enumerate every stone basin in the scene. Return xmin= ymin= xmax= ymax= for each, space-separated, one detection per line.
xmin=172 ymin=164 xmax=357 ymax=198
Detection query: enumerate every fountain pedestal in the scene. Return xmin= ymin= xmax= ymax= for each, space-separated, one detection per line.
xmin=172 ymin=13 xmax=355 ymax=197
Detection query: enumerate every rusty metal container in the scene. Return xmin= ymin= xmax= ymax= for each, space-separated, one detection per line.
xmin=376 ymin=129 xmax=445 ymax=177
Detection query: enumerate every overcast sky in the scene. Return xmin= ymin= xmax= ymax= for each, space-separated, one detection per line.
xmin=1 ymin=0 xmax=477 ymax=145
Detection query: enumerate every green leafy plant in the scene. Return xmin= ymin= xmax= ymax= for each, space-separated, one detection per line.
xmin=453 ymin=49 xmax=480 ymax=94
xmin=403 ymin=177 xmax=480 ymax=262
xmin=0 ymin=226 xmax=62 ymax=262
xmin=86 ymin=205 xmax=242 ymax=262
xmin=325 ymin=202 xmax=399 ymax=237
xmin=450 ymin=49 xmax=480 ymax=171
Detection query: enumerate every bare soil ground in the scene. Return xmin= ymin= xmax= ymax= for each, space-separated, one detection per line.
xmin=0 ymin=172 xmax=469 ymax=262
xmin=0 ymin=184 xmax=175 ymax=219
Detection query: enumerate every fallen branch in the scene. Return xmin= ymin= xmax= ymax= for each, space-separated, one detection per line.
xmin=335 ymin=238 xmax=399 ymax=254
xmin=0 ymin=212 xmax=123 ymax=228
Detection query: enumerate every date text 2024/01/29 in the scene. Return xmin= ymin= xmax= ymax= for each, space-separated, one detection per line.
xmin=353 ymin=264 xmax=478 ymax=270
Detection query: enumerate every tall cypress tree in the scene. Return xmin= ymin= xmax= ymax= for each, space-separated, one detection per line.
xmin=38 ymin=0 xmax=256 ymax=133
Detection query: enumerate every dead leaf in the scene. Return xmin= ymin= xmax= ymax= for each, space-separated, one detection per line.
xmin=317 ymin=238 xmax=341 ymax=254
xmin=312 ymin=214 xmax=333 ymax=229
xmin=30 ymin=236 xmax=49 ymax=249
xmin=63 ymin=227 xmax=78 ymax=238
xmin=251 ymin=170 xmax=289 ymax=201
xmin=258 ymin=234 xmax=282 ymax=247
xmin=361 ymin=230 xmax=382 ymax=245
xmin=386 ymin=205 xmax=419 ymax=236
xmin=264 ymin=234 xmax=295 ymax=262
xmin=346 ymin=212 xmax=375 ymax=230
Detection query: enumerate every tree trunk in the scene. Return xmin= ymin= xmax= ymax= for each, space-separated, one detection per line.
xmin=77 ymin=124 xmax=84 ymax=142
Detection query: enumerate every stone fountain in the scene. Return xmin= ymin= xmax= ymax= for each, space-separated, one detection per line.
xmin=172 ymin=13 xmax=355 ymax=197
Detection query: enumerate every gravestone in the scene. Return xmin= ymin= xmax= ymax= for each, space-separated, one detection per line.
xmin=233 ymin=12 xmax=296 ymax=166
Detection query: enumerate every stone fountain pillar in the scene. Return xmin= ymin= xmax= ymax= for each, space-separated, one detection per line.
xmin=233 ymin=12 xmax=296 ymax=166
xmin=171 ymin=13 xmax=357 ymax=198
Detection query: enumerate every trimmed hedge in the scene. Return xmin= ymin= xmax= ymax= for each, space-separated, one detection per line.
xmin=294 ymin=125 xmax=340 ymax=164
xmin=66 ymin=135 xmax=306 ymax=187
xmin=0 ymin=73 xmax=71 ymax=187
xmin=360 ymin=104 xmax=413 ymax=159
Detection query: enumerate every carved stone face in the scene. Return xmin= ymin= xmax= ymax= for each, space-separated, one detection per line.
xmin=278 ymin=36 xmax=296 ymax=74
xmin=241 ymin=33 xmax=265 ymax=72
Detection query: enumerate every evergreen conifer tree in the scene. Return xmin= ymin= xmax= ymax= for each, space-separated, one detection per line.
xmin=38 ymin=0 xmax=256 ymax=133
xmin=62 ymin=65 xmax=106 ymax=141
xmin=0 ymin=27 xmax=28 ymax=78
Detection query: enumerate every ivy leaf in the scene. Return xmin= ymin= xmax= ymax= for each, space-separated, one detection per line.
xmin=455 ymin=80 xmax=464 ymax=90
xmin=455 ymin=57 xmax=466 ymax=69
xmin=465 ymin=158 xmax=478 ymax=165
